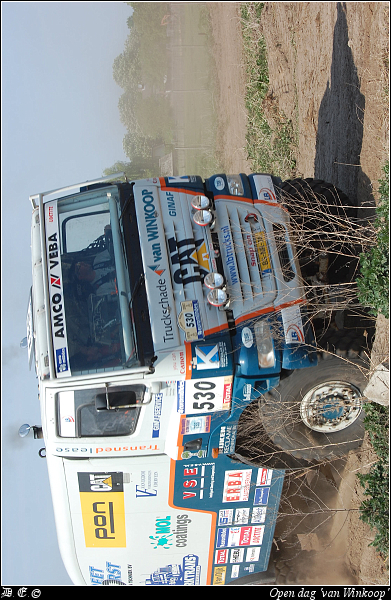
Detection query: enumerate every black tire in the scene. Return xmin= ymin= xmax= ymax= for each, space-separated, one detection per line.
xmin=279 ymin=178 xmax=359 ymax=284
xmin=258 ymin=331 xmax=369 ymax=462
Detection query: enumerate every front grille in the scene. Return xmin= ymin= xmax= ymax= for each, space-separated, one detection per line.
xmin=215 ymin=202 xmax=277 ymax=321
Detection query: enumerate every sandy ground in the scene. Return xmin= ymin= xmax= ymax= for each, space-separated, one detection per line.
xmin=208 ymin=1 xmax=389 ymax=586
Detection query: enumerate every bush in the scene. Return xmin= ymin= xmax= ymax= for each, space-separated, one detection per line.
xmin=356 ymin=162 xmax=389 ymax=319
xmin=357 ymin=402 xmax=389 ymax=559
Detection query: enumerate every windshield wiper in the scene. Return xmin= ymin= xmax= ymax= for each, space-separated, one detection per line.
xmin=129 ymin=273 xmax=145 ymax=308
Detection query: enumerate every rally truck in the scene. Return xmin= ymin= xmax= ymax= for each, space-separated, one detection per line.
xmin=27 ymin=172 xmax=368 ymax=585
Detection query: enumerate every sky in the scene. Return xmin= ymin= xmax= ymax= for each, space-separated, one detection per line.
xmin=1 ymin=1 xmax=133 ymax=585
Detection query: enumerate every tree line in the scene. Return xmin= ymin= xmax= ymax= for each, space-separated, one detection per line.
xmin=105 ymin=2 xmax=173 ymax=180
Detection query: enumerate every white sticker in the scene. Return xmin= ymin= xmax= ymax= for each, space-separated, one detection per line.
xmin=214 ymin=176 xmax=225 ymax=191
xmin=281 ymin=305 xmax=305 ymax=344
xmin=177 ymin=300 xmax=204 ymax=341
xmin=241 ymin=327 xmax=254 ymax=348
xmin=252 ymin=174 xmax=278 ymax=203
xmin=177 ymin=376 xmax=232 ymax=414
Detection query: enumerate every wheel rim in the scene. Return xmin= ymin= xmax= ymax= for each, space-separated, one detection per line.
xmin=300 ymin=380 xmax=362 ymax=433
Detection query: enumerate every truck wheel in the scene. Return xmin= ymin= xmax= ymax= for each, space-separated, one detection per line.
xmin=280 ymin=178 xmax=357 ymax=221
xmin=279 ymin=178 xmax=358 ymax=284
xmin=258 ymin=332 xmax=368 ymax=462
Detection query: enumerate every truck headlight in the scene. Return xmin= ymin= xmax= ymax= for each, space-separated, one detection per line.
xmin=193 ymin=209 xmax=213 ymax=227
xmin=204 ymin=272 xmax=225 ymax=289
xmin=191 ymin=195 xmax=210 ymax=210
xmin=254 ymin=320 xmax=275 ymax=368
xmin=227 ymin=175 xmax=244 ymax=196
xmin=207 ymin=288 xmax=229 ymax=307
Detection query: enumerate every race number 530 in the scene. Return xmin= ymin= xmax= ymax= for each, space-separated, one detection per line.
xmin=185 ymin=377 xmax=233 ymax=414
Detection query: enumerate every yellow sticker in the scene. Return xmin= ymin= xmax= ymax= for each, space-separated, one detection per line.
xmin=254 ymin=231 xmax=272 ymax=274
xmin=79 ymin=491 xmax=126 ymax=547
xmin=213 ymin=566 xmax=227 ymax=585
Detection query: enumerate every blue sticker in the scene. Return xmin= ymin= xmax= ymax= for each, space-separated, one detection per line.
xmin=254 ymin=487 xmax=270 ymax=506
xmin=152 ymin=393 xmax=163 ymax=438
xmin=195 ymin=344 xmax=220 ymax=370
xmin=177 ymin=381 xmax=186 ymax=414
xmin=56 ymin=347 xmax=69 ymax=373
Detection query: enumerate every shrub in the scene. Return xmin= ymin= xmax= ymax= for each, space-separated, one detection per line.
xmin=356 ymin=162 xmax=389 ymax=319
xmin=357 ymin=402 xmax=389 ymax=559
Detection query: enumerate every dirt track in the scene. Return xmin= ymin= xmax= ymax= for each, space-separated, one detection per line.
xmin=208 ymin=2 xmax=389 ymax=586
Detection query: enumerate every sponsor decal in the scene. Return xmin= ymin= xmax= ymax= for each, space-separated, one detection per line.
xmin=172 ymin=350 xmax=186 ymax=375
xmin=213 ymin=566 xmax=226 ymax=585
xmin=254 ymin=231 xmax=272 ymax=275
xmin=155 ymin=278 xmax=174 ymax=344
xmin=246 ymin=547 xmax=261 ymax=562
xmin=178 ymin=299 xmax=204 ymax=341
xmin=253 ymin=174 xmax=278 ymax=204
xmin=167 ymin=176 xmax=190 ymax=184
xmin=220 ymin=225 xmax=239 ymax=285
xmin=165 ymin=191 xmax=177 ymax=217
xmin=245 ymin=233 xmax=257 ymax=268
xmin=62 ymin=415 xmax=74 ymax=423
xmin=152 ymin=393 xmax=163 ymax=438
xmin=180 ymin=415 xmax=211 ymax=435
xmin=234 ymin=508 xmax=250 ymax=525
xmin=44 ymin=201 xmax=70 ymax=377
xmin=177 ymin=380 xmax=186 ymax=413
xmin=55 ymin=443 xmax=159 ymax=456
xmin=230 ymin=548 xmax=244 ymax=563
xmin=148 ymin=264 xmax=165 ymax=276
xmin=215 ymin=549 xmax=228 ymax=564
xmin=58 ymin=390 xmax=76 ymax=437
xmin=196 ymin=240 xmax=211 ymax=272
xmin=231 ymin=564 xmax=240 ymax=578
xmin=217 ymin=526 xmax=264 ymax=548
xmin=179 ymin=463 xmax=216 ymax=501
xmin=258 ymin=187 xmax=277 ymax=203
xmin=214 ymin=176 xmax=225 ymax=191
xmin=243 ymin=383 xmax=252 ymax=402
xmin=251 ymin=506 xmax=267 ymax=524
xmin=218 ymin=509 xmax=233 ymax=526
xmin=254 ymin=487 xmax=270 ymax=506
xmin=78 ymin=472 xmax=126 ymax=548
xmin=177 ymin=377 xmax=232 ymax=415
xmin=222 ymin=470 xmax=252 ymax=503
xmin=195 ymin=344 xmax=220 ymax=370
xmin=149 ymin=516 xmax=174 ymax=549
xmin=218 ymin=424 xmax=237 ymax=454
xmin=145 ymin=554 xmax=201 ymax=586
xmin=56 ymin=347 xmax=68 ymax=373
xmin=136 ymin=470 xmax=158 ymax=498
xmin=257 ymin=468 xmax=273 ymax=487
xmin=168 ymin=237 xmax=208 ymax=286
xmin=141 ymin=189 xmax=159 ymax=242
xmin=281 ymin=305 xmax=305 ymax=343
xmin=89 ymin=562 xmax=123 ymax=586
xmin=241 ymin=327 xmax=254 ymax=348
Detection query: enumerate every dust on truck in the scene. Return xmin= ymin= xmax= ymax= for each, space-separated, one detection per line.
xmin=28 ymin=172 xmax=368 ymax=585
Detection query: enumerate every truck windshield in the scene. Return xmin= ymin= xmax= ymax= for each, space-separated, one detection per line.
xmin=46 ymin=188 xmax=137 ymax=376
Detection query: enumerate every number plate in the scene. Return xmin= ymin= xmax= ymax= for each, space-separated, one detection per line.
xmin=177 ymin=376 xmax=233 ymax=414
